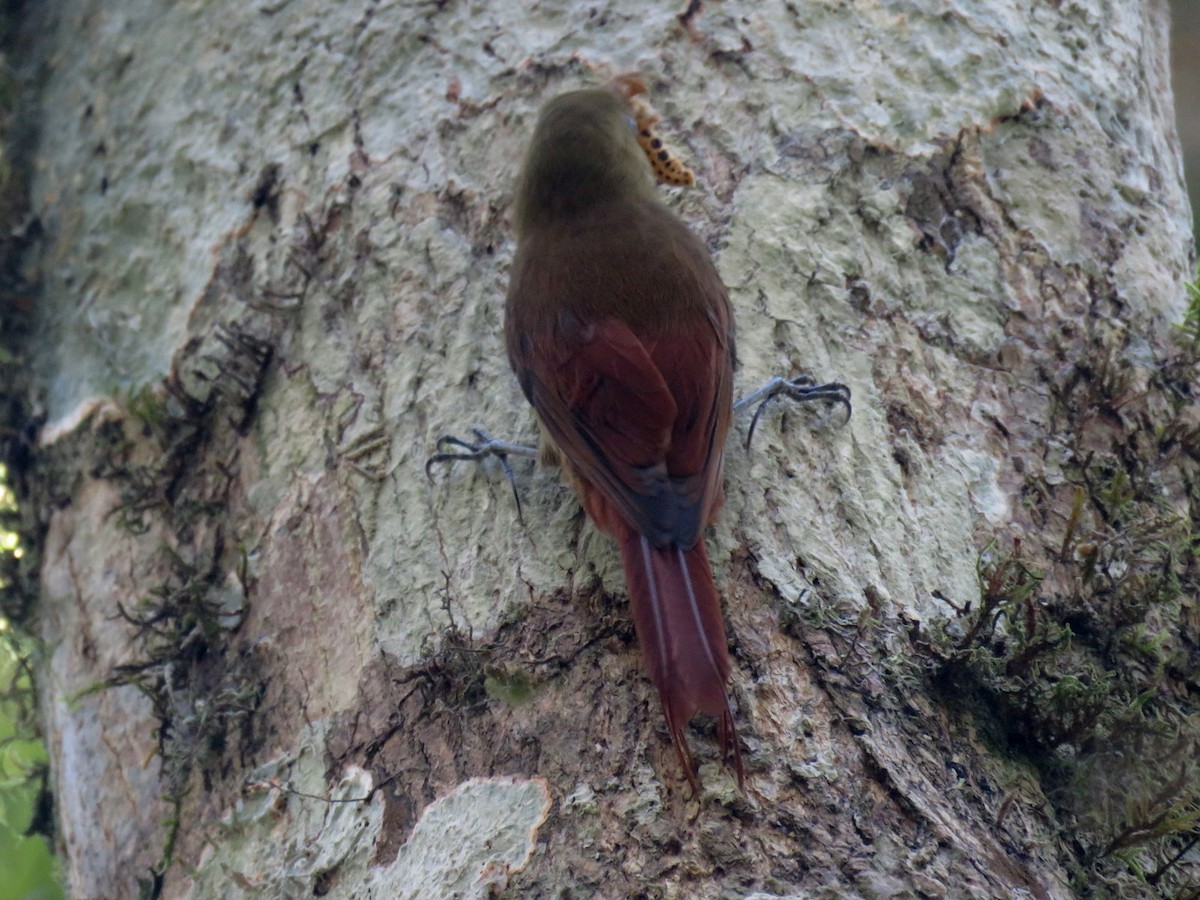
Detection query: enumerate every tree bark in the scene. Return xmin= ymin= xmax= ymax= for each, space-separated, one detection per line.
xmin=9 ymin=0 xmax=1196 ymax=897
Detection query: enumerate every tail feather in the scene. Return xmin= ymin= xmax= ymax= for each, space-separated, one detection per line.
xmin=619 ymin=533 xmax=743 ymax=789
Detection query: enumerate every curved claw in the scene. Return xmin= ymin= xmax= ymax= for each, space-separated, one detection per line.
xmin=424 ymin=429 xmax=537 ymax=522
xmin=735 ymin=375 xmax=852 ymax=450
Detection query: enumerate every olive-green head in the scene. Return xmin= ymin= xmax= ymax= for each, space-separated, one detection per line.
xmin=512 ymin=88 xmax=657 ymax=236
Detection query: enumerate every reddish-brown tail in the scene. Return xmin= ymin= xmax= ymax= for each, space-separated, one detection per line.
xmin=618 ymin=532 xmax=744 ymax=790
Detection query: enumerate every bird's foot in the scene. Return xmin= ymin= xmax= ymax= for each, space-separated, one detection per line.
xmin=425 ymin=429 xmax=537 ymax=521
xmin=734 ymin=375 xmax=852 ymax=449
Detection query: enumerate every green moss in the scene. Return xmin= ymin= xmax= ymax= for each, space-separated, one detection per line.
xmin=1174 ymin=266 xmax=1200 ymax=351
xmin=930 ymin=271 xmax=1200 ymax=892
xmin=483 ymin=665 xmax=536 ymax=708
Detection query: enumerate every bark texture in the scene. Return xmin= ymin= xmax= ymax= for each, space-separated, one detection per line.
xmin=10 ymin=0 xmax=1196 ymax=897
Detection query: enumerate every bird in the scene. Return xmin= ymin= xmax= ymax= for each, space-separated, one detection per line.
xmin=504 ymin=81 xmax=743 ymax=789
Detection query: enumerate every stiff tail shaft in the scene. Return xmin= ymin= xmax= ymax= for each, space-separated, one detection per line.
xmin=618 ymin=533 xmax=743 ymax=789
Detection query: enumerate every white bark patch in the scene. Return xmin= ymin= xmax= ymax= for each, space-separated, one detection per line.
xmin=184 ymin=724 xmax=384 ymax=898
xmin=183 ymin=723 xmax=551 ymax=900
xmin=946 ymin=443 xmax=1011 ymax=526
xmin=38 ymin=479 xmax=171 ymax=897
xmin=370 ymin=775 xmax=552 ymax=899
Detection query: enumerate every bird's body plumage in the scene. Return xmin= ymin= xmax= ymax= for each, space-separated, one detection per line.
xmin=505 ymin=88 xmax=742 ymax=786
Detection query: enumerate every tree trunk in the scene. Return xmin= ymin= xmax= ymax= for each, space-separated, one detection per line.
xmin=8 ymin=0 xmax=1197 ymax=897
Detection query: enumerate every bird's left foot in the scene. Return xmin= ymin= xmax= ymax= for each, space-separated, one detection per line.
xmin=424 ymin=429 xmax=537 ymax=520
xmin=734 ymin=375 xmax=852 ymax=449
